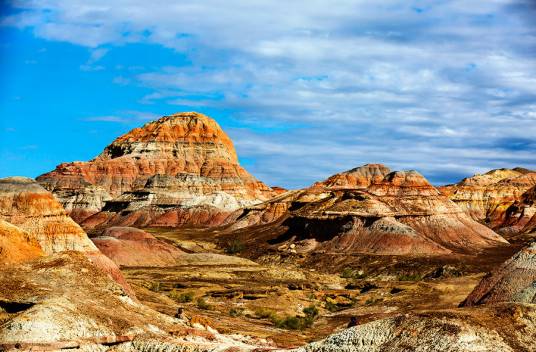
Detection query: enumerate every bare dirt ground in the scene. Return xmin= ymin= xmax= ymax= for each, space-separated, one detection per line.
xmin=115 ymin=226 xmax=533 ymax=348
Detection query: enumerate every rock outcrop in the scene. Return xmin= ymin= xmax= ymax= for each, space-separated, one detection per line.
xmin=0 ymin=252 xmax=270 ymax=351
xmin=462 ymin=242 xmax=536 ymax=306
xmin=92 ymin=227 xmax=185 ymax=267
xmin=37 ymin=112 xmax=274 ymax=229
xmin=229 ymin=164 xmax=507 ymax=255
xmin=295 ymin=303 xmax=536 ymax=352
xmin=500 ymin=185 xmax=536 ymax=235
xmin=0 ymin=176 xmax=134 ymax=297
xmin=0 ymin=220 xmax=43 ymax=264
xmin=440 ymin=168 xmax=536 ymax=231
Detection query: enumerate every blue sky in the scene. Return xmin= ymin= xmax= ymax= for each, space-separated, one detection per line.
xmin=1 ymin=1 xmax=535 ymax=188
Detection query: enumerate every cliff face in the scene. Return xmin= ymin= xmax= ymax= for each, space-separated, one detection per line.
xmin=500 ymin=185 xmax=536 ymax=235
xmin=0 ymin=177 xmax=97 ymax=253
xmin=439 ymin=168 xmax=536 ymax=231
xmin=229 ymin=164 xmax=507 ymax=255
xmin=0 ymin=220 xmax=44 ymax=264
xmin=37 ymin=112 xmax=274 ymax=229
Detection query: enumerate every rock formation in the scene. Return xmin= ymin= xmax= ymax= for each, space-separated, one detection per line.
xmin=500 ymin=185 xmax=536 ymax=235
xmin=92 ymin=227 xmax=185 ymax=267
xmin=462 ymin=241 xmax=536 ymax=306
xmin=228 ymin=164 xmax=507 ymax=255
xmin=0 ymin=252 xmax=270 ymax=351
xmin=0 ymin=176 xmax=133 ymax=297
xmin=37 ymin=112 xmax=274 ymax=229
xmin=0 ymin=220 xmax=43 ymax=264
xmin=439 ymin=168 xmax=536 ymax=231
xmin=294 ymin=303 xmax=536 ymax=352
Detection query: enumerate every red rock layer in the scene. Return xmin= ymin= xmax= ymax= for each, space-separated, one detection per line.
xmin=439 ymin=168 xmax=536 ymax=230
xmin=92 ymin=227 xmax=185 ymax=267
xmin=0 ymin=220 xmax=44 ymax=264
xmin=37 ymin=112 xmax=274 ymax=228
xmin=229 ymin=164 xmax=507 ymax=255
xmin=499 ymin=185 xmax=536 ymax=235
xmin=462 ymin=242 xmax=536 ymax=306
xmin=0 ymin=176 xmax=134 ymax=297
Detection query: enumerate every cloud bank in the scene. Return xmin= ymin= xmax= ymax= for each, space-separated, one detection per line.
xmin=4 ymin=0 xmax=536 ymax=188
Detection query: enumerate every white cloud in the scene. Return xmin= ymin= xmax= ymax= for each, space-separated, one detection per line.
xmin=5 ymin=0 xmax=536 ymax=186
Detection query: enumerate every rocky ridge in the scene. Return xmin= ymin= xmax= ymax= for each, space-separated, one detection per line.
xmin=440 ymin=168 xmax=536 ymax=232
xmin=462 ymin=241 xmax=536 ymax=306
xmin=228 ymin=164 xmax=507 ymax=255
xmin=37 ymin=112 xmax=274 ymax=229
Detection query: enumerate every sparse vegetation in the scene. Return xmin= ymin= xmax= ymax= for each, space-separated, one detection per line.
xmin=398 ymin=273 xmax=423 ymax=281
xmin=196 ymin=297 xmax=213 ymax=310
xmin=169 ymin=290 xmax=195 ymax=303
xmin=224 ymin=239 xmax=245 ymax=254
xmin=229 ymin=307 xmax=245 ymax=317
xmin=340 ymin=267 xmax=367 ymax=279
xmin=148 ymin=282 xmax=161 ymax=292
xmin=253 ymin=305 xmax=319 ymax=330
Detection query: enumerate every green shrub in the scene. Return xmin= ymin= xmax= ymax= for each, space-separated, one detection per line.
xmin=303 ymin=304 xmax=319 ymax=318
xmin=340 ymin=267 xmax=366 ymax=279
xmin=224 ymin=239 xmax=245 ymax=254
xmin=169 ymin=290 xmax=194 ymax=303
xmin=196 ymin=297 xmax=213 ymax=310
xmin=229 ymin=307 xmax=244 ymax=317
xmin=254 ymin=307 xmax=278 ymax=320
xmin=398 ymin=273 xmax=423 ymax=281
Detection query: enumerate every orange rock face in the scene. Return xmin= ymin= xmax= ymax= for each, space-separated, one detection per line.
xmin=37 ymin=112 xmax=274 ymax=229
xmin=230 ymin=164 xmax=507 ymax=255
xmin=0 ymin=176 xmax=134 ymax=297
xmin=92 ymin=227 xmax=185 ymax=267
xmin=439 ymin=168 xmax=536 ymax=231
xmin=0 ymin=220 xmax=44 ymax=264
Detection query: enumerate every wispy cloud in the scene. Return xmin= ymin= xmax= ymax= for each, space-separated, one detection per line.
xmin=4 ymin=0 xmax=536 ymax=187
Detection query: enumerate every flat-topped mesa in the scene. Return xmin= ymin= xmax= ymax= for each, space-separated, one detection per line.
xmin=439 ymin=167 xmax=536 ymax=231
xmin=37 ymin=112 xmax=274 ymax=227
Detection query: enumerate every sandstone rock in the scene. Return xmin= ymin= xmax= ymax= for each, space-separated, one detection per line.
xmin=0 ymin=177 xmax=97 ymax=253
xmin=0 ymin=176 xmax=134 ymax=297
xmin=92 ymin=227 xmax=185 ymax=267
xmin=37 ymin=112 xmax=275 ymax=229
xmin=229 ymin=164 xmax=507 ymax=255
xmin=0 ymin=220 xmax=43 ymax=264
xmin=0 ymin=252 xmax=269 ymax=351
xmin=440 ymin=168 xmax=536 ymax=231
xmin=499 ymin=185 xmax=536 ymax=235
xmin=462 ymin=242 xmax=536 ymax=306
xmin=294 ymin=303 xmax=536 ymax=352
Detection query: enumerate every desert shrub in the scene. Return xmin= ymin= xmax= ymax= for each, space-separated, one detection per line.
xmin=254 ymin=307 xmax=278 ymax=320
xmin=303 ymin=304 xmax=319 ymax=318
xmin=169 ymin=290 xmax=194 ymax=303
xmin=224 ymin=239 xmax=245 ymax=254
xmin=398 ymin=273 xmax=423 ymax=281
xmin=229 ymin=307 xmax=245 ymax=317
xmin=148 ymin=282 xmax=161 ymax=292
xmin=196 ymin=297 xmax=213 ymax=310
xmin=340 ymin=267 xmax=366 ymax=279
